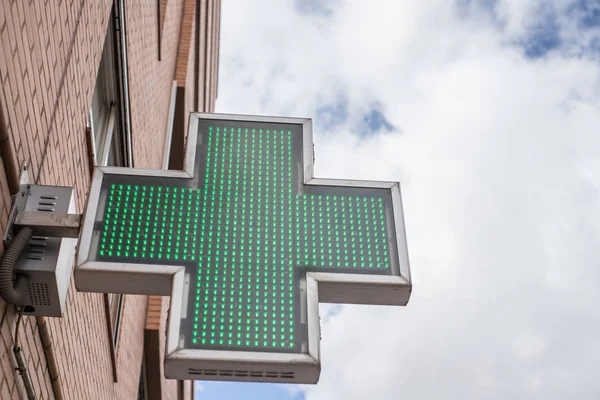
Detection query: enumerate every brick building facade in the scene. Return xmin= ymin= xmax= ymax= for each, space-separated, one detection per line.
xmin=0 ymin=0 xmax=221 ymax=398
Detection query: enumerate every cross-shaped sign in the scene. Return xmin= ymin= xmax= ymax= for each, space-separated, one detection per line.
xmin=76 ymin=113 xmax=411 ymax=384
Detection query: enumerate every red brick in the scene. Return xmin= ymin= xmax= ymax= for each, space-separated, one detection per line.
xmin=0 ymin=0 xmax=220 ymax=398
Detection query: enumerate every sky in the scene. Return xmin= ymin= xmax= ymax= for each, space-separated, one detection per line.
xmin=198 ymin=0 xmax=600 ymax=399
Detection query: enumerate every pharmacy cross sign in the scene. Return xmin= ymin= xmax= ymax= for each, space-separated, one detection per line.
xmin=75 ymin=113 xmax=411 ymax=384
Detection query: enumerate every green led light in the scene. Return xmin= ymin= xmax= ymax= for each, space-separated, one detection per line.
xmin=97 ymin=122 xmax=393 ymax=354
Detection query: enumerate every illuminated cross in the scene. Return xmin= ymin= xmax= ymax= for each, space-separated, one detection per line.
xmin=76 ymin=114 xmax=411 ymax=384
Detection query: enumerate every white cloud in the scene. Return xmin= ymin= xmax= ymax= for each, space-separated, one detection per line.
xmin=217 ymin=0 xmax=600 ymax=398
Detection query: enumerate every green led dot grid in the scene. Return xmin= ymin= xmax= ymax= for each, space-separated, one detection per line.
xmin=101 ymin=185 xmax=198 ymax=262
xmin=96 ymin=121 xmax=395 ymax=354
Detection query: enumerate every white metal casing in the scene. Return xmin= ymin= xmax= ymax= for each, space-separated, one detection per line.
xmin=14 ymin=185 xmax=77 ymax=317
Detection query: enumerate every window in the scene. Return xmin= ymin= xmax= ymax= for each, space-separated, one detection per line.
xmin=89 ymin=5 xmax=129 ymax=168
xmin=87 ymin=0 xmax=131 ymax=382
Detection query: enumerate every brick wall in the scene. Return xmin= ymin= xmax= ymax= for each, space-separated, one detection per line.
xmin=0 ymin=0 xmax=188 ymax=398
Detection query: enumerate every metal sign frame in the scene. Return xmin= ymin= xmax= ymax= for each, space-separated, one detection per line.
xmin=75 ymin=113 xmax=412 ymax=383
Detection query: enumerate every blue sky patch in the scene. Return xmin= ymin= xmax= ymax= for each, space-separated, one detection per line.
xmin=315 ymin=93 xmax=349 ymax=132
xmin=321 ymin=304 xmax=343 ymax=323
xmin=195 ymin=381 xmax=305 ymax=400
xmin=568 ymin=0 xmax=600 ymax=29
xmin=456 ymin=0 xmax=567 ymax=59
xmin=360 ymin=108 xmax=395 ymax=134
xmin=456 ymin=0 xmax=499 ymax=13
xmin=294 ymin=0 xmax=339 ymax=17
xmin=520 ymin=6 xmax=561 ymax=58
xmin=315 ymin=98 xmax=396 ymax=137
xmin=455 ymin=0 xmax=503 ymax=26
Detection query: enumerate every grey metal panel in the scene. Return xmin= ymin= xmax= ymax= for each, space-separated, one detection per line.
xmin=167 ymin=269 xmax=185 ymax=354
xmin=77 ymin=168 xmax=104 ymax=266
xmin=305 ymin=275 xmax=321 ymax=363
xmin=162 ymin=81 xmax=178 ymax=170
xmin=302 ymin=118 xmax=314 ymax=182
xmin=56 ymin=194 xmax=78 ymax=314
xmin=192 ymin=112 xmax=311 ymax=125
xmin=96 ymin=166 xmax=192 ymax=178
xmin=164 ymin=348 xmax=319 ymax=383
xmin=184 ymin=114 xmax=200 ymax=176
xmin=391 ymin=183 xmax=412 ymax=284
xmin=306 ymin=178 xmax=398 ymax=189
xmin=74 ymin=261 xmax=180 ymax=296
xmin=309 ymin=273 xmax=410 ymax=306
xmin=14 ymin=212 xmax=81 ymax=238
